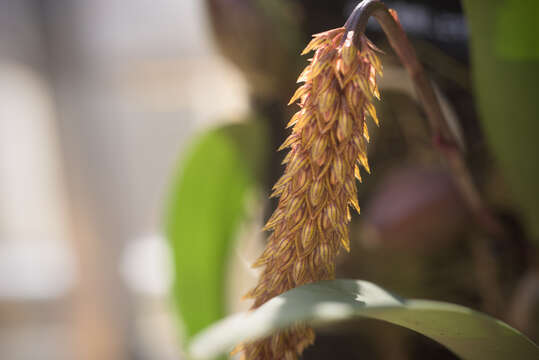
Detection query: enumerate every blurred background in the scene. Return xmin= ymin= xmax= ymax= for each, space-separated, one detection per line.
xmin=0 ymin=1 xmax=247 ymax=359
xmin=0 ymin=1 xmax=537 ymax=360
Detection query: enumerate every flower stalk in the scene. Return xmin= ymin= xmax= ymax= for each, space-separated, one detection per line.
xmin=345 ymin=0 xmax=505 ymax=238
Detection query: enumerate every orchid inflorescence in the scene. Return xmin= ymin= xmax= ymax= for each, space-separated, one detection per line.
xmin=237 ymin=26 xmax=383 ymax=360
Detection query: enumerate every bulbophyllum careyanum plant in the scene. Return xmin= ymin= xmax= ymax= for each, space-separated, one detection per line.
xmin=231 ymin=1 xmax=505 ymax=359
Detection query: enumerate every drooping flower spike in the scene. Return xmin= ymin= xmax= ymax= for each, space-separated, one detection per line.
xmin=237 ymin=27 xmax=383 ymax=360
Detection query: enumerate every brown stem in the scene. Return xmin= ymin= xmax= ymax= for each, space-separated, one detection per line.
xmin=345 ymin=0 xmax=504 ymax=238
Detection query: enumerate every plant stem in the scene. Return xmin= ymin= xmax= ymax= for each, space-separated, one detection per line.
xmin=345 ymin=0 xmax=504 ymax=238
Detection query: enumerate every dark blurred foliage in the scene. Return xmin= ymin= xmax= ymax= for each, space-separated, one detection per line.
xmin=204 ymin=0 xmax=535 ymax=358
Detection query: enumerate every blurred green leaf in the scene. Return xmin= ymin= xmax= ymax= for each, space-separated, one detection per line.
xmin=462 ymin=0 xmax=539 ymax=239
xmin=165 ymin=120 xmax=267 ymax=340
xmin=495 ymin=0 xmax=539 ymax=60
xmin=189 ymin=279 xmax=539 ymax=360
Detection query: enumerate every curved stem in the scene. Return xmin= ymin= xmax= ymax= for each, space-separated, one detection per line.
xmin=345 ymin=0 xmax=504 ymax=237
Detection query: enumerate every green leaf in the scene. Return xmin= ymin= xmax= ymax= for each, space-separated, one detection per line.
xmin=189 ymin=279 xmax=539 ymax=360
xmin=462 ymin=0 xmax=539 ymax=239
xmin=495 ymin=0 xmax=539 ymax=60
xmin=165 ymin=121 xmax=267 ymax=340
